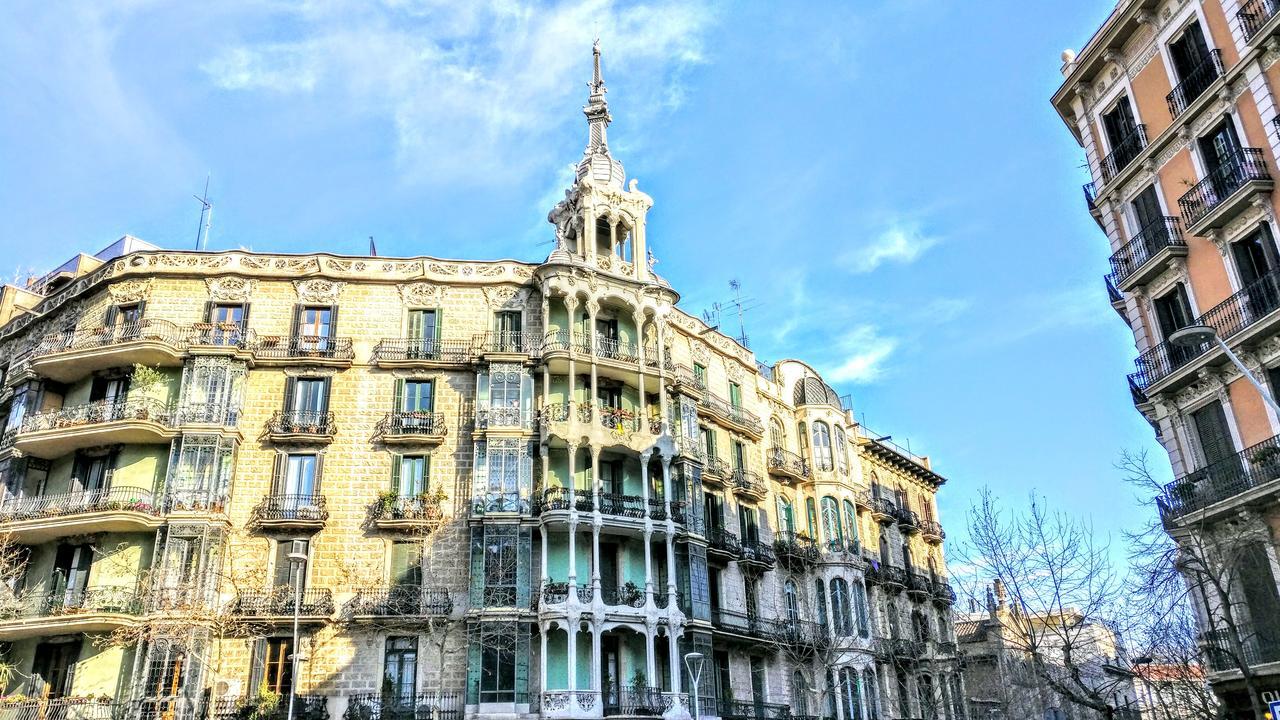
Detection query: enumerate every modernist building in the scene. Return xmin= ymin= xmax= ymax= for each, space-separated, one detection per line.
xmin=1052 ymin=1 xmax=1280 ymax=716
xmin=0 ymin=45 xmax=962 ymax=720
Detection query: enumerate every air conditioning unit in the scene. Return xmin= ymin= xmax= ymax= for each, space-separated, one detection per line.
xmin=288 ymin=539 xmax=308 ymax=561
xmin=217 ymin=680 xmax=241 ymax=698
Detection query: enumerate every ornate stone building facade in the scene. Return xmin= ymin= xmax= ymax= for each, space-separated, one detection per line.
xmin=0 ymin=45 xmax=962 ymax=720
xmin=1053 ymin=2 xmax=1280 ymax=716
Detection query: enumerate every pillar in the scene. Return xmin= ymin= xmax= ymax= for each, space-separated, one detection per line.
xmin=643 ymin=528 xmax=654 ymax=601
xmin=644 ymin=622 xmax=657 ymax=687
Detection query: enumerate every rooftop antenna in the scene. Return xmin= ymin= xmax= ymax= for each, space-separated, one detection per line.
xmin=700 ymin=279 xmax=759 ymax=347
xmin=193 ymin=175 xmax=213 ymax=251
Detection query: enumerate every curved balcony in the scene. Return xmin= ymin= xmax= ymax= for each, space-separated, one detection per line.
xmin=920 ymin=519 xmax=945 ymax=544
xmin=30 ymin=319 xmax=187 ymax=383
xmin=229 ymin=587 xmax=333 ymax=620
xmin=0 ymin=585 xmax=142 ymax=640
xmin=697 ymin=394 xmax=764 ymax=438
xmin=906 ymin=571 xmax=933 ymax=600
xmin=16 ymin=397 xmax=175 ymax=459
xmin=186 ymin=322 xmax=256 ymax=353
xmin=1158 ymin=432 xmax=1280 ymax=522
xmin=706 ymin=526 xmax=741 ymax=561
xmin=0 ymin=486 xmax=161 ymax=543
xmin=474 ymin=331 xmax=541 ymax=358
xmin=1100 ymin=124 xmax=1148 ymax=183
xmin=868 ymin=496 xmax=896 ymax=523
xmin=866 ymin=562 xmax=906 ymax=591
xmin=774 ymin=531 xmax=819 ymax=571
xmin=250 ymin=494 xmax=328 ymax=531
xmin=739 ymin=538 xmax=776 ymax=570
xmin=376 ymin=410 xmax=447 ymax=444
xmin=896 ymin=507 xmax=920 ymax=534
xmin=602 ymin=689 xmax=689 ymax=719
xmin=0 ymin=698 xmax=122 ymax=720
xmin=599 ymin=584 xmax=647 ymax=610
xmin=1201 ymin=621 xmax=1280 ymax=673
xmin=880 ymin=637 xmax=925 ymax=665
xmin=1178 ymin=148 xmax=1273 ymax=235
xmin=670 ymin=364 xmax=708 ymax=396
xmin=264 ymin=410 xmax=336 ymax=443
xmin=730 ymin=469 xmax=766 ymax=500
xmin=710 ymin=607 xmax=772 ymax=642
xmin=475 ymin=406 xmax=535 ymax=432
xmin=932 ymin=578 xmax=956 ymax=607
xmin=372 ymin=337 xmax=472 ymax=367
xmin=345 ymin=585 xmax=452 ymax=619
xmin=1108 ymin=217 xmax=1186 ymax=292
xmin=766 ymin=446 xmax=810 ymax=482
xmin=252 ymin=335 xmax=354 ymax=367
xmin=370 ymin=494 xmax=445 ymax=531
xmin=594 ymin=337 xmax=640 ymax=364
xmin=1166 ymin=50 xmax=1223 ymax=119
xmin=533 ymin=486 xmax=595 ymax=514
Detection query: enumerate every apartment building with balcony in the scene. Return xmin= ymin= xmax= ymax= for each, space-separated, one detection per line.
xmin=0 ymin=44 xmax=964 ymax=720
xmin=1053 ymin=1 xmax=1280 ymax=715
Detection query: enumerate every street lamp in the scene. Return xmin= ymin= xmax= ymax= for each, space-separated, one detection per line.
xmin=1169 ymin=324 xmax=1280 ymax=415
xmin=683 ymin=652 xmax=704 ymax=720
xmin=286 ymin=544 xmax=308 ymax=720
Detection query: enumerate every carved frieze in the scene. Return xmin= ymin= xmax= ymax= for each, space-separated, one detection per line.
xmin=482 ymin=285 xmax=533 ymax=310
xmin=205 ymin=276 xmax=257 ymax=302
xmin=294 ymin=279 xmax=345 ymax=304
xmin=398 ymin=282 xmax=445 ymax=308
xmin=107 ymin=279 xmax=152 ymax=304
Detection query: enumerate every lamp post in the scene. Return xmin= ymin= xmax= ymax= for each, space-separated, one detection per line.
xmin=1169 ymin=324 xmax=1280 ymax=415
xmin=683 ymin=652 xmax=704 ymax=720
xmin=286 ymin=546 xmax=308 ymax=720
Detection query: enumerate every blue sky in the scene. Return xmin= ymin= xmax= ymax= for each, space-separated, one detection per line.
xmin=0 ymin=1 xmax=1142 ymax=555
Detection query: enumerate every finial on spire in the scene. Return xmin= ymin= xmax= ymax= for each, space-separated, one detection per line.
xmin=592 ymin=38 xmax=604 ymax=93
xmin=576 ymin=40 xmax=625 ymax=189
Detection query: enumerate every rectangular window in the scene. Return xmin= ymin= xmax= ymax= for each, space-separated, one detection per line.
xmin=89 ymin=376 xmax=129 ymax=403
xmin=390 ymin=541 xmax=423 ymax=587
xmin=401 ymin=380 xmax=434 ymax=413
xmin=1199 ymin=119 xmax=1243 ymax=177
xmin=209 ymin=303 xmax=245 ymax=327
xmin=692 ymin=363 xmax=707 ymax=389
xmin=273 ymin=539 xmax=309 ymax=589
xmin=1152 ymin=284 xmax=1194 ymax=341
xmin=478 ymin=626 xmax=516 ymax=702
xmin=1232 ymin=224 xmax=1278 ymax=287
xmin=395 ymin=455 xmax=429 ymax=497
xmin=1169 ymin=22 xmax=1211 ymax=84
xmin=206 ymin=303 xmax=248 ymax=345
xmin=728 ymin=382 xmax=742 ymax=408
xmin=1131 ymin=185 xmax=1164 ymax=233
xmin=494 ymin=310 xmax=522 ymax=335
xmin=1100 ymin=97 xmax=1137 ymax=152
xmin=32 ymin=641 xmax=80 ymax=698
xmin=71 ymin=453 xmax=113 ymax=494
xmin=732 ymin=440 xmax=746 ymax=471
xmin=290 ymin=378 xmax=329 ymax=414
xmin=483 ymin=526 xmax=518 ymax=606
xmin=407 ymin=309 xmax=437 ymax=339
xmin=294 ymin=306 xmax=334 ymax=352
xmin=281 ymin=454 xmax=318 ymax=497
xmin=701 ymin=427 xmax=716 ymax=460
xmin=260 ymin=638 xmax=294 ymax=696
xmin=384 ymin=637 xmax=418 ymax=703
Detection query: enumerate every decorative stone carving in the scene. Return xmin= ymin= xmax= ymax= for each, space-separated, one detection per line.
xmin=205 ymin=276 xmax=257 ymax=302
xmin=107 ymin=279 xmax=152 ymax=304
xmin=482 ymin=285 xmax=533 ymax=310
xmin=725 ymin=361 xmax=745 ymax=382
xmin=1173 ymin=371 xmax=1226 ymax=410
xmin=690 ymin=341 xmax=710 ymax=364
xmin=398 ymin=282 xmax=445 ymax=307
xmin=294 ymin=279 xmax=345 ymax=304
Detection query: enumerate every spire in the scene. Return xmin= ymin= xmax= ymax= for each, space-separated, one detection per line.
xmin=577 ymin=40 xmax=625 ymax=189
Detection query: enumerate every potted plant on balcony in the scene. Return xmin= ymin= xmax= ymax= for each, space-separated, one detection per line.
xmin=236 ymin=689 xmax=282 ymax=720
xmin=619 ymin=581 xmax=643 ymax=607
xmin=1251 ymin=444 xmax=1280 ymax=478
xmin=630 ymin=671 xmax=659 ymax=715
xmin=377 ymin=490 xmax=400 ymax=519
xmin=417 ymin=487 xmax=447 ymax=521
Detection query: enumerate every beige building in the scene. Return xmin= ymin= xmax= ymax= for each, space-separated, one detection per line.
xmin=0 ymin=45 xmax=963 ymax=720
xmin=1052 ymin=1 xmax=1280 ymax=716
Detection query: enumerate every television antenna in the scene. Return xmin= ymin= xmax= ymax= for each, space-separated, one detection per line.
xmin=193 ymin=175 xmax=213 ymax=251
xmin=701 ymin=279 xmax=759 ymax=348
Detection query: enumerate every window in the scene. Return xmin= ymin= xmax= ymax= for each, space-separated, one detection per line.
xmin=814 ymin=579 xmax=828 ymax=632
xmin=390 ymin=541 xmax=423 ymax=587
xmin=896 ymin=669 xmax=911 ymax=718
xmin=738 ymin=504 xmax=759 ymax=544
xmin=493 ymin=310 xmax=522 ymax=351
xmin=830 ymin=578 xmax=852 ymax=637
xmin=273 ymin=539 xmax=308 ymax=590
xmin=769 ymin=418 xmax=785 ymax=449
xmin=1199 ymin=118 xmax=1243 ymax=178
xmin=278 ymin=453 xmax=319 ymax=498
xmin=1190 ymin=400 xmax=1236 ymax=468
xmin=398 ymin=379 xmax=435 ymax=413
xmin=1152 ymin=284 xmax=1194 ymax=344
xmin=783 ymin=580 xmax=799 ymax=622
xmin=692 ymin=363 xmax=707 ymax=389
xmin=1100 ymin=96 xmax=1139 ymax=161
xmin=864 ymin=669 xmax=880 ymax=720
xmin=71 ymin=452 xmax=114 ymax=494
xmin=732 ymin=440 xmax=746 ymax=471
xmin=1232 ymin=224 xmax=1279 ymax=287
xmin=840 ymin=667 xmax=861 ymax=720
xmin=479 ymin=363 xmax=531 ymax=428
xmin=105 ymin=302 xmax=144 ymax=331
xmin=259 ymin=638 xmax=294 ymax=696
xmin=1130 ymin=185 xmax=1165 ymax=240
xmin=384 ymin=637 xmax=418 ymax=702
xmin=701 ymin=427 xmax=717 ymax=460
xmin=206 ymin=303 xmax=248 ymax=345
xmin=478 ymin=625 xmax=516 ymax=702
xmin=854 ymin=581 xmax=870 ymax=638
xmin=821 ymin=496 xmax=842 ymax=550
xmin=806 ymin=497 xmax=818 ymax=539
xmin=792 ymin=672 xmax=809 ymax=718
xmin=728 ymin=382 xmax=742 ymax=408
xmin=393 ymin=455 xmax=429 ymax=497
xmin=407 ymin=309 xmax=438 ymax=357
xmin=843 ymin=499 xmax=859 ymax=548
xmin=32 ymin=641 xmax=80 ymax=698
xmin=1168 ymin=21 xmax=1212 ymax=85
xmin=482 ymin=526 xmax=518 ymax=606
xmin=287 ymin=377 xmax=329 ymax=417
xmin=834 ymin=426 xmax=848 ymax=474
xmin=474 ymin=438 xmax=530 ymax=513
xmin=89 ymin=375 xmax=129 ymax=404
xmin=777 ymin=497 xmax=795 ymax=534
xmin=812 ymin=422 xmax=833 ymax=471
xmin=798 ymin=422 xmax=808 ymax=453
xmin=294 ymin=306 xmax=334 ymax=349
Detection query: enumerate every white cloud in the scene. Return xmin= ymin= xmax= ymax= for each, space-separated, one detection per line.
xmin=199 ymin=0 xmax=716 ymax=184
xmin=826 ymin=324 xmax=898 ymax=384
xmin=840 ymin=220 xmax=940 ymax=273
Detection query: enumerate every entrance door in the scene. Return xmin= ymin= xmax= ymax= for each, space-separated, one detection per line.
xmin=31 ymin=641 xmax=79 ymax=698
xmin=1132 ymin=185 xmax=1166 ymax=246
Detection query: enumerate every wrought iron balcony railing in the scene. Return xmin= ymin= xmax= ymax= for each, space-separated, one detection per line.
xmin=186 ymin=322 xmax=255 ymax=348
xmin=372 ymin=337 xmax=472 ymax=363
xmin=344 ymin=693 xmax=461 ymax=720
xmin=1100 ymin=124 xmax=1148 ymax=182
xmin=594 ymin=337 xmax=639 ymax=362
xmin=20 ymin=397 xmax=174 ymax=435
xmin=707 ymin=526 xmax=741 ymax=556
xmin=766 ymin=446 xmax=810 ymax=478
xmin=739 ymin=538 xmax=776 ymax=566
xmin=919 ymin=519 xmax=945 ymax=541
xmin=376 ymin=410 xmax=447 ymax=437
xmin=533 ymin=486 xmax=594 ymax=513
xmin=0 ymin=486 xmax=159 ymax=522
xmin=253 ymin=335 xmax=354 ymax=361
xmin=602 ymin=688 xmax=685 ymax=718
xmin=251 ymin=494 xmax=328 ymax=524
xmin=597 ymin=492 xmax=647 ymax=519
xmin=906 ymin=571 xmax=933 ymax=597
xmin=476 ymin=331 xmax=541 ymax=355
xmin=33 ymin=319 xmax=188 ymax=358
xmin=541 ymin=581 xmax=569 ymax=605
xmin=1159 ymin=432 xmax=1280 ymax=519
xmin=266 ymin=410 xmax=336 ymax=437
xmin=1238 ymin=0 xmax=1280 ymax=41
xmin=1108 ymin=217 xmax=1184 ymax=286
xmin=698 ymin=394 xmax=763 ymax=434
xmin=774 ymin=531 xmax=820 ymax=568
xmin=231 ymin=587 xmax=334 ymax=616
xmin=372 ymin=494 xmax=444 ymax=523
xmin=475 ymin=406 xmax=534 ymax=430
xmin=716 ymin=699 xmax=793 ymax=720
xmin=710 ymin=607 xmax=770 ymax=638
xmin=1132 ymin=267 xmax=1280 ymax=390
xmin=0 ymin=698 xmax=121 ymax=720
xmin=731 ymin=468 xmax=765 ymax=496
xmin=933 ymin=578 xmax=957 ymax=606
xmin=542 ymin=329 xmax=571 ymax=353
xmin=896 ymin=507 xmax=920 ymax=532
xmin=1201 ymin=622 xmax=1280 ymax=671
xmin=346 ymin=585 xmax=452 ymax=616
xmin=1166 ymin=50 xmax=1224 ymax=118
xmin=211 ymin=696 xmax=328 ymax=720
xmin=599 ymin=584 xmax=646 ymax=608
xmin=1178 ymin=148 xmax=1271 ymax=226
xmin=0 ymin=585 xmax=142 ymax=621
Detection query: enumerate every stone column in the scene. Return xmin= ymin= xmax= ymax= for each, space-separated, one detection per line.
xmin=592 ymin=621 xmax=603 ymax=691
xmin=644 ymin=621 xmax=657 ymax=687
xmin=643 ymin=528 xmax=654 ymax=602
xmin=591 ymin=444 xmax=602 ymax=513
xmin=667 ymin=628 xmax=681 ymax=693
xmin=592 ymin=523 xmax=602 ymax=596
xmin=540 ymin=623 xmax=549 ymax=695
xmin=568 ymin=623 xmax=578 ymax=692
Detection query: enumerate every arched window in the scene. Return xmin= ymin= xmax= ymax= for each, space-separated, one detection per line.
xmin=912 ymin=608 xmax=929 ymax=643
xmin=863 ymin=669 xmax=880 ymax=720
xmin=830 ymin=578 xmax=852 ymax=637
xmin=854 ymin=581 xmax=870 ymax=638
xmin=887 ymin=597 xmax=901 ymax=639
xmin=806 ymin=497 xmax=818 ymax=538
xmin=812 ymin=421 xmax=833 ymax=471
xmin=769 ymin=418 xmax=786 ymax=449
xmin=784 ymin=580 xmax=800 ymax=623
xmin=834 ymin=425 xmax=848 ymax=475
xmin=843 ymin=499 xmax=859 ymax=549
xmin=878 ymin=532 xmax=890 ymax=565
xmin=821 ymin=496 xmax=842 ymax=550
xmin=814 ymin=579 xmax=829 ymax=632
xmin=777 ymin=497 xmax=795 ymax=535
xmin=792 ymin=671 xmax=809 ymax=718
xmin=840 ymin=667 xmax=862 ymax=720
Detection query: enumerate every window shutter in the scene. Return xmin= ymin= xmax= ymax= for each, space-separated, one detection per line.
xmin=433 ymin=309 xmax=442 ymax=340
xmin=240 ymin=303 xmax=252 ymax=328
xmin=103 ymin=306 xmax=119 ymax=327
xmin=469 ymin=528 xmax=485 ymax=608
xmin=390 ymin=454 xmax=402 ymax=493
xmin=327 ymin=305 xmax=339 ymax=339
xmin=319 ymin=378 xmax=331 ymax=414
xmin=271 ymin=454 xmax=283 ymax=494
xmin=283 ymin=378 xmax=297 ymax=412
xmin=134 ymin=300 xmax=147 ymax=318
xmin=423 ymin=455 xmax=432 ymax=491
xmin=248 ymin=638 xmax=268 ymax=694
xmin=394 ymin=379 xmax=405 ymax=413
xmin=290 ymin=305 xmax=303 ymax=338
xmin=103 ymin=450 xmax=120 ymax=488
xmin=314 ymin=453 xmax=324 ymax=493
xmin=202 ymin=302 xmax=214 ymax=323
xmin=426 ymin=379 xmax=435 ymax=412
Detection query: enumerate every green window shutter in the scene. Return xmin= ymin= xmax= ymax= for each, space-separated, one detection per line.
xmin=394 ymin=379 xmax=405 ymax=413
xmin=469 ymin=527 xmax=485 ymax=607
xmin=390 ymin=454 xmax=402 ymax=493
xmin=434 ymin=308 xmax=443 ymax=340
xmin=103 ymin=306 xmax=119 ymax=327
xmin=319 ymin=378 xmax=331 ymax=414
xmin=407 ymin=310 xmax=422 ymax=339
xmin=423 ymin=455 xmax=432 ymax=492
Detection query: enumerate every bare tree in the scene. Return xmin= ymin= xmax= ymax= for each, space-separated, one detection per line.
xmin=1120 ymin=449 xmax=1270 ymax=720
xmin=957 ymin=488 xmax=1133 ymax=720
xmin=1121 ymin=595 xmax=1220 ymax=720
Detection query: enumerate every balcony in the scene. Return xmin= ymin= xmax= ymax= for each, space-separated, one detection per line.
xmin=29 ymin=319 xmax=187 ymax=383
xmin=706 ymin=526 xmax=741 ymax=561
xmin=739 ymin=538 xmax=776 ymax=569
xmin=599 ymin=584 xmax=647 ymax=609
xmin=1238 ymin=0 xmax=1280 ymax=42
xmin=1201 ymin=622 xmax=1280 ymax=672
xmin=475 ymin=406 xmax=535 ymax=431
xmin=766 ymin=446 xmax=810 ymax=482
xmin=1109 ymin=217 xmax=1186 ymax=291
xmin=264 ymin=410 xmax=336 ymax=443
xmin=186 ymin=322 xmax=255 ymax=352
xmin=0 ymin=585 xmax=141 ymax=640
xmin=697 ymin=394 xmax=764 ymax=437
xmin=250 ymin=494 xmax=328 ymax=531
xmin=671 ymin=364 xmax=708 ymax=396
xmin=208 ymin=696 xmax=329 ymax=720
xmin=534 ymin=486 xmax=594 ymax=514
xmin=344 ymin=693 xmax=461 ymax=720
xmin=716 ymin=700 xmax=793 ymax=720
xmin=230 ymin=587 xmax=334 ymax=619
xmin=475 ymin=331 xmax=541 ymax=358
xmin=0 ymin=698 xmax=122 ymax=720
xmin=881 ymin=637 xmax=925 ymax=664
xmin=702 ymin=455 xmax=732 ymax=485
xmin=906 ymin=571 xmax=933 ymax=600
xmin=710 ymin=607 xmax=771 ymax=640
xmin=896 ymin=507 xmax=920 ymax=534
xmin=1158 ymin=432 xmax=1280 ymax=521
xmin=1166 ymin=50 xmax=1224 ymax=118
xmin=0 ymin=486 xmax=161 ymax=543
xmin=370 ymin=494 xmax=446 ymax=530
xmin=17 ymin=397 xmax=175 ymax=459
xmin=252 ymin=335 xmax=354 ymax=367
xmin=594 ymin=337 xmax=640 ymax=364
xmin=346 ymin=585 xmax=453 ymax=618
xmin=1131 ymin=268 xmax=1280 ymax=392
xmin=933 ymin=578 xmax=957 ymax=607
xmin=866 ymin=563 xmax=906 ymax=591
xmin=1178 ymin=148 xmax=1273 ymax=234
xmin=376 ymin=411 xmax=448 ymax=444
xmin=920 ymin=519 xmax=945 ymax=544
xmin=602 ymin=689 xmax=689 ymax=718
xmin=774 ymin=531 xmax=819 ymax=571
xmin=596 ymin=492 xmax=648 ymax=519
xmin=730 ymin=469 xmax=767 ymax=500
xmin=1100 ymin=124 xmax=1148 ymax=183
xmin=868 ymin=496 xmax=896 ymax=523
xmin=372 ymin=337 xmax=472 ymax=366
